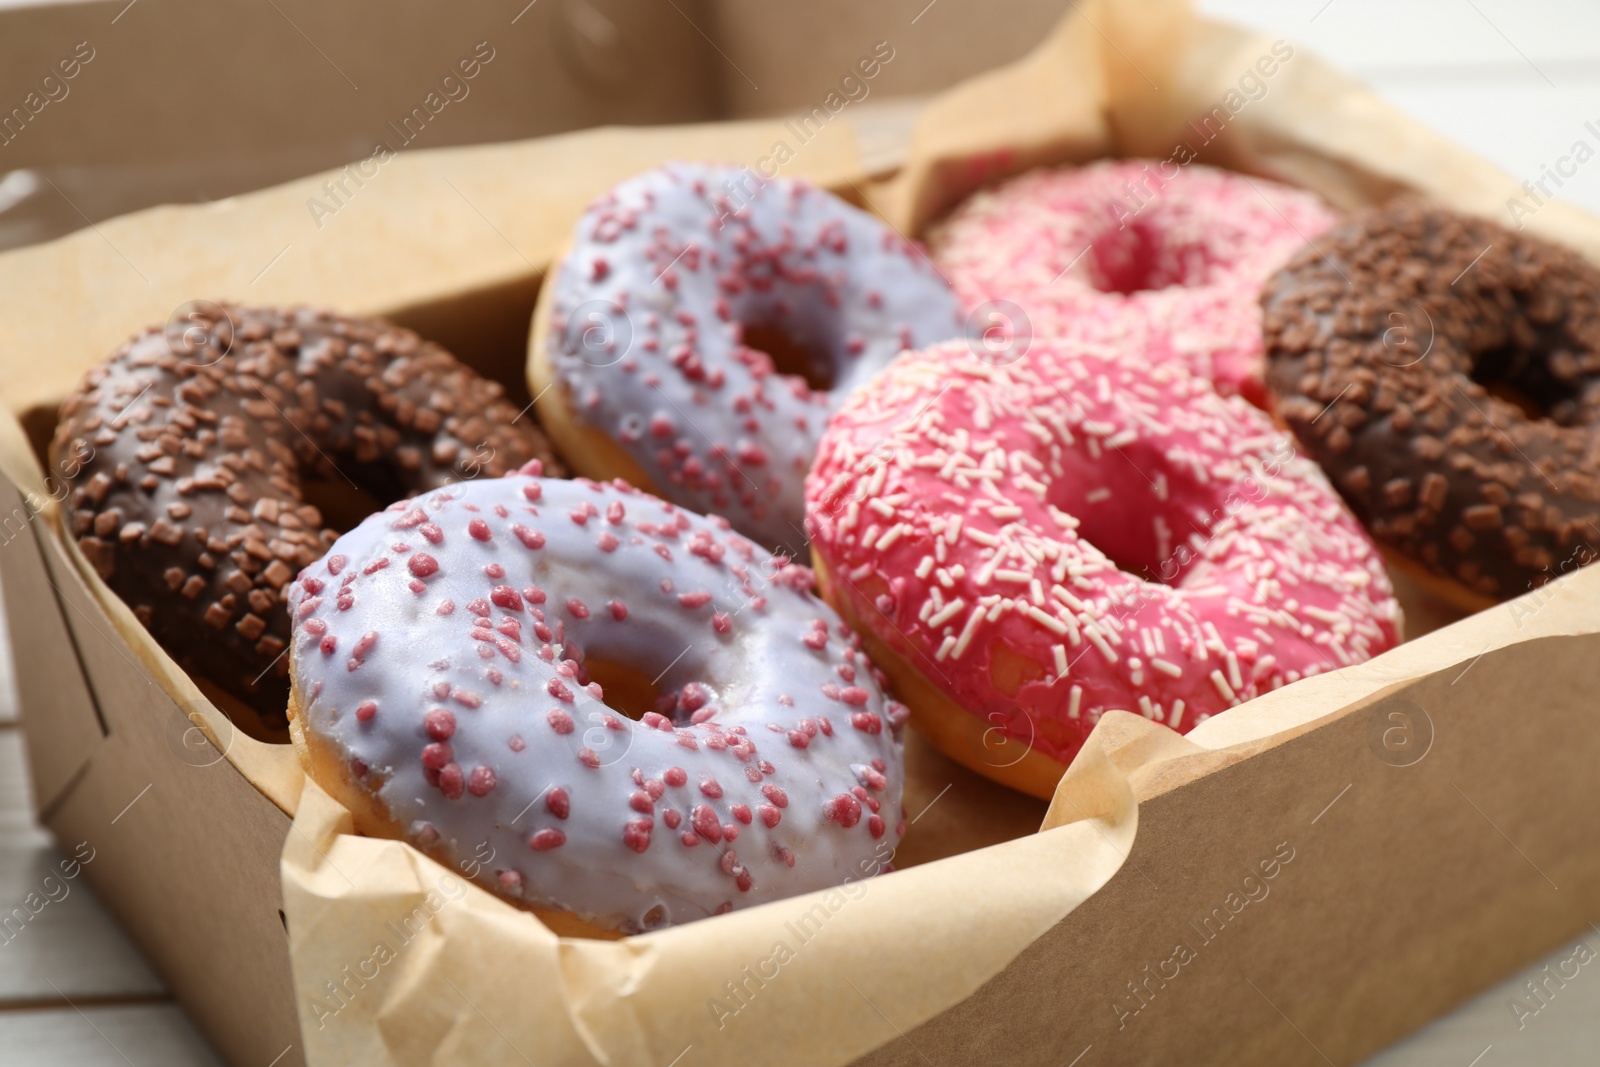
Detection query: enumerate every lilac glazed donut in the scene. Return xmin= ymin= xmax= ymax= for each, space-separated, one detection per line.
xmin=530 ymin=162 xmax=962 ymax=553
xmin=287 ymin=466 xmax=907 ymax=933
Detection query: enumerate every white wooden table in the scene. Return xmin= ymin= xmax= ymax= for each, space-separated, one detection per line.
xmin=4 ymin=1 xmax=1600 ymax=1063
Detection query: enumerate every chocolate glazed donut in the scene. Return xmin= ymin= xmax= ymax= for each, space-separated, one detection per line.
xmin=51 ymin=304 xmax=562 ymax=738
xmin=1262 ymin=203 xmax=1600 ymax=610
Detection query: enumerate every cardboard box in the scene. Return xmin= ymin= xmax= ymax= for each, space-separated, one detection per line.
xmin=5 ymin=1 xmax=1600 ymax=1065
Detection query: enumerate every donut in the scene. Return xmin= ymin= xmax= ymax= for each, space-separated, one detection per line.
xmin=52 ymin=304 xmax=561 ymax=738
xmin=805 ymin=337 xmax=1400 ymax=798
xmin=530 ymin=162 xmax=962 ymax=553
xmin=1263 ymin=202 xmax=1600 ymax=611
xmin=286 ymin=470 xmax=907 ymax=934
xmin=926 ymin=159 xmax=1338 ymax=407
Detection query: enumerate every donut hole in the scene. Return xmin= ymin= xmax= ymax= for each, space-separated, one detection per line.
xmin=298 ymin=479 xmax=385 ymax=534
xmin=577 ymin=657 xmax=663 ymax=721
xmin=739 ymin=321 xmax=837 ymax=393
xmin=1083 ymin=218 xmax=1202 ymax=295
xmin=1469 ymin=341 xmax=1587 ymax=425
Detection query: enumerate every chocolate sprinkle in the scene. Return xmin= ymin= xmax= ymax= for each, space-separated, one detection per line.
xmin=1262 ymin=203 xmax=1600 ymax=603
xmin=51 ymin=304 xmax=562 ymax=735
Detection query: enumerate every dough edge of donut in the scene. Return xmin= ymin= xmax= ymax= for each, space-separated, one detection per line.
xmin=812 ymin=553 xmax=1069 ymax=802
xmin=528 ymin=250 xmax=670 ymax=501
xmin=286 ymin=662 xmax=625 ymax=940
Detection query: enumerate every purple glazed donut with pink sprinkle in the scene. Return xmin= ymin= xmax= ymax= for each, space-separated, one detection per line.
xmin=286 ymin=464 xmax=907 ymax=933
xmin=530 ymin=162 xmax=962 ymax=554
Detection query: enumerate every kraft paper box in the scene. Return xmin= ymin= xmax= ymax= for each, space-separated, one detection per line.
xmin=4 ymin=2 xmax=1600 ymax=1065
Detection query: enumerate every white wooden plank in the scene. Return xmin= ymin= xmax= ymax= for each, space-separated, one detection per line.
xmin=0 ymin=841 xmax=165 ymax=1002
xmin=1362 ymin=931 xmax=1600 ymax=1065
xmin=0 ymin=730 xmax=47 ymax=850
xmin=0 ymin=1005 xmax=225 ymax=1067
xmin=1199 ymin=0 xmax=1600 ymax=69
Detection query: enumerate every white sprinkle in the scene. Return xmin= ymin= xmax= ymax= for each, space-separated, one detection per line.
xmin=1210 ymin=669 xmax=1237 ymax=703
xmin=1068 ymin=685 xmax=1082 ymax=719
xmin=1025 ymin=605 xmax=1069 ymax=635
xmin=952 ymin=606 xmax=986 ymax=659
xmin=1169 ymin=699 xmax=1185 ymax=729
xmin=928 ymin=597 xmax=965 ymax=628
xmin=1085 ymin=487 xmax=1111 ymax=503
xmin=1150 ymin=657 xmax=1183 ymax=678
xmin=1226 ymin=650 xmax=1243 ymax=692
xmin=1052 ymin=644 xmax=1068 ymax=678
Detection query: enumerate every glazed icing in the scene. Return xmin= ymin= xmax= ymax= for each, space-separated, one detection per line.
xmin=927 ymin=159 xmax=1337 ymax=407
xmin=289 ymin=471 xmax=906 ymax=932
xmin=542 ymin=162 xmax=962 ymax=552
xmin=806 ymin=338 xmax=1401 ymax=767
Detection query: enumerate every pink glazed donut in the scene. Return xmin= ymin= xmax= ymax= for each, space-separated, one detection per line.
xmin=805 ymin=338 xmax=1400 ymax=798
xmin=927 ymin=159 xmax=1337 ymax=408
xmin=287 ymin=467 xmax=907 ymax=934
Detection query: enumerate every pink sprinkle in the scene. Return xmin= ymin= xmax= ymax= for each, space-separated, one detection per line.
xmin=524 ymin=586 xmax=547 ymax=605
xmin=301 ymin=577 xmax=324 ymax=595
xmin=609 ymin=600 xmax=629 ymax=621
xmin=468 ymin=519 xmax=492 ymax=541
xmin=578 ymin=747 xmax=601 ymax=768
xmin=508 ymin=733 xmax=525 ymax=751
xmin=623 ymin=819 xmax=653 ymax=853
xmin=295 ymin=597 xmax=323 ymax=619
xmin=546 ymin=787 xmax=570 ymax=818
xmin=824 ymin=793 xmax=863 ymax=828
xmin=868 ymin=814 xmax=886 ymax=839
xmin=840 ymin=687 xmax=871 ymax=707
xmin=569 ymin=508 xmax=589 ymax=526
xmin=511 ymin=524 xmax=545 ymax=550
xmin=468 ymin=766 xmax=496 ymax=797
xmin=663 ymin=809 xmax=682 ymax=829
xmin=355 ymin=700 xmax=377 ymax=722
xmin=453 ymin=688 xmax=482 ymax=709
xmin=787 ymin=730 xmax=810 ymax=749
xmin=409 ymin=553 xmax=439 ymax=577
xmin=629 ymin=791 xmax=654 ymax=813
xmin=758 ymin=804 xmax=781 ymax=828
xmin=491 ymin=586 xmax=524 ymax=612
xmin=393 ymin=508 xmax=428 ymax=529
xmin=566 ymin=597 xmax=590 ymax=619
xmin=327 ymin=554 xmax=347 ymax=575
xmin=303 ymin=618 xmax=327 ymax=636
xmin=422 ymin=742 xmax=453 ymax=771
xmin=547 ymin=708 xmax=575 ymax=733
xmin=529 ymin=828 xmax=566 ymax=851
xmin=642 ymin=712 xmax=673 ymax=732
xmin=761 ymin=784 xmax=789 ymax=808
xmin=680 ymin=683 xmax=709 ymax=712
xmin=522 ymin=482 xmax=543 ymax=503
xmin=468 ymin=598 xmax=491 ymax=617
xmin=351 ymin=631 xmax=378 ymax=662
xmin=663 ymin=766 xmax=688 ymax=787
xmin=337 ymin=595 xmax=354 ymax=612
xmin=498 ymin=870 xmax=523 ymax=893
xmin=438 ymin=764 xmax=465 ymax=799
xmin=597 ymin=531 xmax=619 ymax=552
xmin=699 ymin=777 xmax=723 ymax=799
xmin=606 ymin=501 xmax=625 ymax=524
xmin=363 ymin=558 xmax=390 ymax=575
xmin=419 ymin=523 xmax=443 ymax=544
xmin=850 ymin=712 xmax=883 ymax=734
xmin=802 ymin=630 xmax=828 ymax=650
xmin=424 ymin=708 xmax=456 ymax=740
xmin=437 ymin=599 xmax=456 ymax=616
xmin=711 ymin=612 xmax=732 ymax=634
xmin=484 ymin=563 xmax=505 ymax=580
xmin=691 ymin=804 xmax=723 ymax=843
xmin=320 ymin=634 xmax=338 ymax=655
xmin=731 ymin=803 xmax=752 ymax=824
xmin=678 ymin=591 xmax=713 ymax=609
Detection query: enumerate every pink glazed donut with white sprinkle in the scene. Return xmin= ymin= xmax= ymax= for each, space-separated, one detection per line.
xmin=806 ymin=338 xmax=1400 ymax=799
xmin=287 ymin=466 xmax=906 ymax=935
xmin=530 ymin=162 xmax=962 ymax=555
xmin=927 ymin=159 xmax=1337 ymax=408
